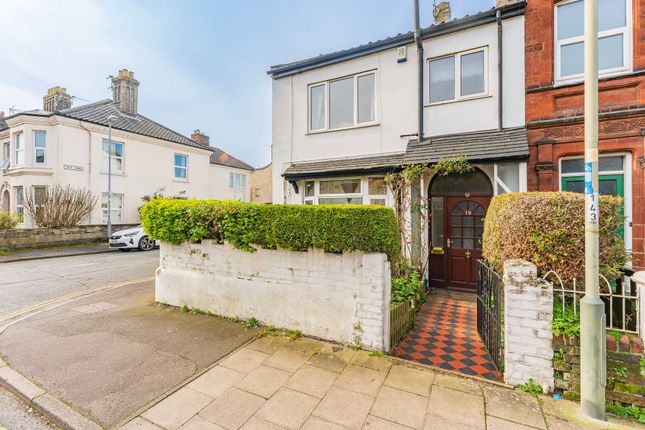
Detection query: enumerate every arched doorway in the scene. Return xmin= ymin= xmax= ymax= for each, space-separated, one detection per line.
xmin=428 ymin=169 xmax=493 ymax=291
xmin=1 ymin=189 xmax=9 ymax=212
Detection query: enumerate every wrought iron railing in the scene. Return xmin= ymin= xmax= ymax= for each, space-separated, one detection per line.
xmin=476 ymin=260 xmax=504 ymax=371
xmin=541 ymin=270 xmax=640 ymax=335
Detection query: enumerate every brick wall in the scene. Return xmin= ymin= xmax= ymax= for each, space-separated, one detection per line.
xmin=553 ymin=334 xmax=644 ymax=406
xmin=156 ymin=240 xmax=392 ymax=351
xmin=503 ymin=260 xmax=554 ymax=391
xmin=0 ymin=224 xmax=138 ymax=250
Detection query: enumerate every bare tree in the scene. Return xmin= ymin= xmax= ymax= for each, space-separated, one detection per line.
xmin=24 ymin=185 xmax=97 ymax=227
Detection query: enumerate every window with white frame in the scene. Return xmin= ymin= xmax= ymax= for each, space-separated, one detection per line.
xmin=308 ymin=71 xmax=377 ymax=132
xmin=34 ymin=131 xmax=46 ymax=165
xmin=303 ymin=177 xmax=388 ymax=206
xmin=555 ymin=0 xmax=631 ymax=81
xmin=101 ymin=139 xmax=124 ymax=173
xmin=174 ymin=154 xmax=188 ymax=179
xmin=102 ymin=192 xmax=123 ymax=224
xmin=229 ymin=172 xmax=247 ymax=188
xmin=32 ymin=186 xmax=46 ymax=220
xmin=429 ymin=48 xmax=487 ymax=103
xmin=15 ymin=186 xmax=24 ymax=220
xmin=14 ymin=132 xmax=24 ymax=165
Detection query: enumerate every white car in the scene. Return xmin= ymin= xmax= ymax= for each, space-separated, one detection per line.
xmin=108 ymin=226 xmax=157 ymax=251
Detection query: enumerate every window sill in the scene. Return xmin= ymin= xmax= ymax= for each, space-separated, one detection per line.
xmin=100 ymin=171 xmax=125 ymax=176
xmin=425 ymin=93 xmax=491 ymax=107
xmin=4 ymin=166 xmax=53 ymax=177
xmin=173 ymin=178 xmax=189 ymax=183
xmin=552 ymin=69 xmax=635 ymax=89
xmin=306 ymin=122 xmax=380 ymax=135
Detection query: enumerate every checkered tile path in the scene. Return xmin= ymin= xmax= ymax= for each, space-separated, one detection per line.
xmin=393 ymin=292 xmax=502 ymax=382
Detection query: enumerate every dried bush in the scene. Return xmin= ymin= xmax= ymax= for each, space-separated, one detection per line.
xmin=23 ymin=185 xmax=97 ymax=228
xmin=483 ymin=192 xmax=628 ymax=280
xmin=0 ymin=211 xmax=20 ymax=229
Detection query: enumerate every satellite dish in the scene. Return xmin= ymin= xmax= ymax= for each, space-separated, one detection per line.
xmin=433 ymin=1 xmax=451 ymax=24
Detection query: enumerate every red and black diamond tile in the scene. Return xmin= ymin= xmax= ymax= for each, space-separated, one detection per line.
xmin=393 ymin=292 xmax=502 ymax=382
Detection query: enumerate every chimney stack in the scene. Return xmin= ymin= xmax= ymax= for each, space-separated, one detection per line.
xmin=496 ymin=0 xmax=519 ymax=7
xmin=191 ymin=129 xmax=210 ymax=146
xmin=111 ymin=69 xmax=139 ymax=116
xmin=43 ymin=86 xmax=72 ymax=112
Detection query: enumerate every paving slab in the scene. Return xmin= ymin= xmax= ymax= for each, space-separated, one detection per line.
xmin=121 ymin=417 xmax=165 ymax=430
xmin=383 ymin=364 xmax=434 ymax=397
xmin=369 ymin=386 xmax=428 ymax=429
xmin=187 ymin=366 xmax=245 ymax=399
xmin=335 ymin=365 xmax=387 ymax=397
xmin=300 ymin=416 xmax=345 ymax=430
xmin=263 ymin=347 xmax=312 ymax=373
xmin=313 ymin=387 xmax=374 ymax=429
xmin=483 ymin=386 xmax=546 ymax=429
xmin=239 ymin=416 xmax=283 ymax=430
xmin=425 ymin=385 xmax=485 ymax=430
xmin=179 ymin=415 xmax=225 ymax=430
xmin=141 ymin=387 xmax=213 ymax=430
xmin=306 ymin=348 xmax=354 ymax=374
xmin=220 ymin=348 xmax=270 ymax=374
xmin=255 ymin=387 xmax=319 ymax=429
xmin=0 ymin=280 xmax=256 ymax=428
xmin=286 ymin=364 xmax=338 ymax=398
xmin=363 ymin=415 xmax=412 ymax=429
xmin=198 ymin=388 xmax=265 ymax=430
xmin=235 ymin=366 xmax=291 ymax=399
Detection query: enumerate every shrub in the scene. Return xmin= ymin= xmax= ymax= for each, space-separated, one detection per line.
xmin=23 ymin=184 xmax=97 ymax=228
xmin=391 ymin=270 xmax=425 ymax=305
xmin=483 ymin=192 xmax=627 ymax=280
xmin=140 ymin=199 xmax=400 ymax=262
xmin=0 ymin=211 xmax=20 ymax=230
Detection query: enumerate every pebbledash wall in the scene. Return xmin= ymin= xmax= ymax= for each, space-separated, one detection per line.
xmin=0 ymin=224 xmax=138 ymax=250
xmin=155 ymin=240 xmax=392 ymax=351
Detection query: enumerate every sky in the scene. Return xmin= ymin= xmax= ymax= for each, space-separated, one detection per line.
xmin=0 ymin=0 xmax=495 ymax=167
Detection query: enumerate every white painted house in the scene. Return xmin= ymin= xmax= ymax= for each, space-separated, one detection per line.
xmin=268 ymin=1 xmax=528 ymax=291
xmin=0 ymin=70 xmax=253 ymax=228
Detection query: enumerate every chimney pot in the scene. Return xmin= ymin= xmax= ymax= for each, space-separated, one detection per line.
xmin=43 ymin=86 xmax=72 ymax=112
xmin=111 ymin=69 xmax=140 ymax=115
xmin=191 ymin=129 xmax=210 ymax=146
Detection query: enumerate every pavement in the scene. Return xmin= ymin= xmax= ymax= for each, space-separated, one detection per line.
xmin=0 ymin=243 xmax=117 ymax=264
xmin=0 ymin=249 xmax=159 ymax=319
xmin=0 ymin=280 xmax=258 ymax=429
xmin=0 ymin=386 xmax=56 ymax=430
xmin=123 ymin=335 xmax=644 ymax=430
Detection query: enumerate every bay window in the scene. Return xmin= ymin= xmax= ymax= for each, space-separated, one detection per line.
xmin=302 ymin=177 xmax=388 ymax=206
xmin=14 ymin=132 xmax=24 ymax=166
xmin=34 ymin=131 xmax=46 ymax=165
xmin=429 ymin=48 xmax=487 ymax=103
xmin=308 ymin=71 xmax=377 ymax=132
xmin=556 ymin=0 xmax=630 ymax=81
xmin=15 ymin=186 xmax=24 ymax=220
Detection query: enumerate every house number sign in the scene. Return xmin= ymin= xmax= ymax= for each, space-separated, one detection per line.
xmin=63 ymin=164 xmax=84 ymax=172
xmin=584 ymin=162 xmax=598 ymax=224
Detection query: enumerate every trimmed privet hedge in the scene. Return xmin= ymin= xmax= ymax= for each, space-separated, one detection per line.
xmin=140 ymin=199 xmax=400 ymax=262
xmin=483 ymin=192 xmax=627 ymax=280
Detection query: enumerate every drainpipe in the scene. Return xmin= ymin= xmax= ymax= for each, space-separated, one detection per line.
xmin=497 ymin=9 xmax=503 ymax=130
xmin=414 ymin=0 xmax=424 ymax=141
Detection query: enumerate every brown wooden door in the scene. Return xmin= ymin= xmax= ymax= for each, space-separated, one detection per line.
xmin=445 ymin=197 xmax=488 ymax=291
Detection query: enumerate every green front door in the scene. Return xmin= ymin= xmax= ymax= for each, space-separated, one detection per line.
xmin=561 ymin=174 xmax=625 ymax=238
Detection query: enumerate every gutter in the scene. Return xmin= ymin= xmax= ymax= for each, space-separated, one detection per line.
xmin=267 ymin=2 xmax=526 ymax=79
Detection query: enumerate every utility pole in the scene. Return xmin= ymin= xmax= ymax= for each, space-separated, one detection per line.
xmin=580 ymin=0 xmax=606 ymax=421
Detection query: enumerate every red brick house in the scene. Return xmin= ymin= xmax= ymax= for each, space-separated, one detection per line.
xmin=524 ymin=0 xmax=645 ymax=270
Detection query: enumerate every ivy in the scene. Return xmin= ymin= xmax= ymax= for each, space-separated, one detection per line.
xmin=433 ymin=155 xmax=474 ymax=176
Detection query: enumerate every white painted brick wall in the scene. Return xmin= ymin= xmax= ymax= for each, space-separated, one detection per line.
xmin=156 ymin=240 xmax=392 ymax=351
xmin=503 ymin=260 xmax=554 ymax=392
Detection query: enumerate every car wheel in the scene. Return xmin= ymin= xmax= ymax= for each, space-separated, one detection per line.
xmin=138 ymin=235 xmax=155 ymax=251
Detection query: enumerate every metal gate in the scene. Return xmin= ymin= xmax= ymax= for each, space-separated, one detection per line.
xmin=476 ymin=260 xmax=503 ymax=371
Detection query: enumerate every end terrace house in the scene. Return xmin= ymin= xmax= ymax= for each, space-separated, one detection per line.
xmin=268 ymin=0 xmax=528 ymax=291
xmin=0 ymin=69 xmax=254 ymax=227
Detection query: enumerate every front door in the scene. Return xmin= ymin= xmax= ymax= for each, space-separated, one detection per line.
xmin=445 ymin=197 xmax=488 ymax=291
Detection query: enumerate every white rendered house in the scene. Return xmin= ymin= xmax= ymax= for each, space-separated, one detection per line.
xmin=268 ymin=1 xmax=528 ymax=291
xmin=0 ymin=70 xmax=253 ymax=228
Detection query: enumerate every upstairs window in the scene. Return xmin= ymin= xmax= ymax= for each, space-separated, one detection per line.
xmin=429 ymin=48 xmax=487 ymax=103
xmin=14 ymin=132 xmax=24 ymax=166
xmin=34 ymin=131 xmax=46 ymax=165
xmin=229 ymin=172 xmax=247 ymax=188
xmin=102 ymin=139 xmax=124 ymax=173
xmin=556 ymin=0 xmax=631 ymax=81
xmin=308 ymin=71 xmax=377 ymax=132
xmin=174 ymin=154 xmax=188 ymax=179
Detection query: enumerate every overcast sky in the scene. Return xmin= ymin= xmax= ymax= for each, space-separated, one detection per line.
xmin=0 ymin=0 xmax=494 ymax=167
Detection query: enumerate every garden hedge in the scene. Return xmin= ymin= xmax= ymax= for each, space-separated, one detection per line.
xmin=140 ymin=199 xmax=400 ymax=262
xmin=483 ymin=192 xmax=627 ymax=280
